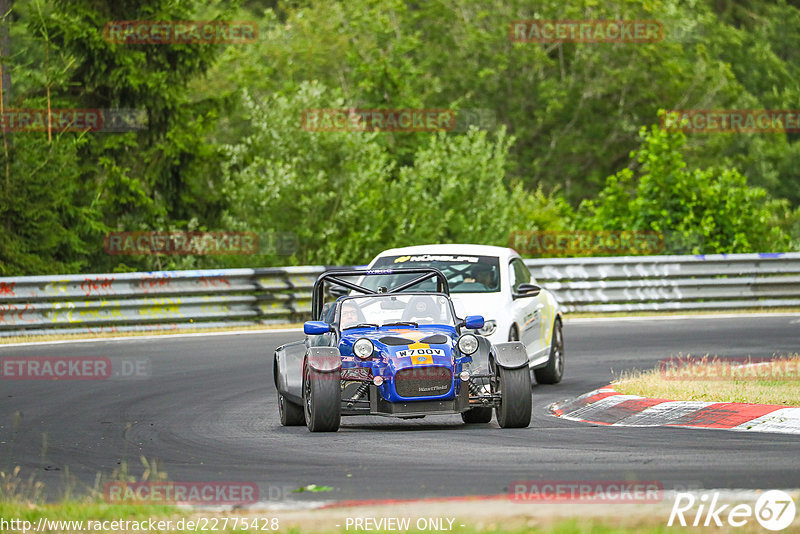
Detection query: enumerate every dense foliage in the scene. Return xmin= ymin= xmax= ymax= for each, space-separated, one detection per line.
xmin=1 ymin=0 xmax=798 ymax=274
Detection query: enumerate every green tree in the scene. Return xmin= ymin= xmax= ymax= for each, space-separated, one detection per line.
xmin=577 ymin=119 xmax=790 ymax=254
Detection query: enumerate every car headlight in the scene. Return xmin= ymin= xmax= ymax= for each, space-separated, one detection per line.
xmin=478 ymin=320 xmax=497 ymax=336
xmin=353 ymin=338 xmax=374 ymax=359
xmin=458 ymin=334 xmax=479 ymax=355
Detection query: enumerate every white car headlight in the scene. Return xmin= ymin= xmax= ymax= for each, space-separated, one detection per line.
xmin=458 ymin=334 xmax=479 ymax=355
xmin=353 ymin=338 xmax=374 ymax=359
xmin=478 ymin=320 xmax=497 ymax=336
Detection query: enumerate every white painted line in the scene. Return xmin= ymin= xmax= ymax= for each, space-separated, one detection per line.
xmin=730 ymin=408 xmax=800 ymax=435
xmin=566 ymin=312 xmax=800 ymax=324
xmin=0 ymin=328 xmax=302 ymax=349
xmin=613 ymin=401 xmax=713 ymax=426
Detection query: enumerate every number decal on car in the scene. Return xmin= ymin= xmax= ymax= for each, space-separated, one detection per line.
xmin=396 ymin=348 xmax=445 ymax=358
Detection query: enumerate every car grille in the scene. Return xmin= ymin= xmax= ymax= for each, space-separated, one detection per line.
xmin=394 ymin=366 xmax=452 ymax=398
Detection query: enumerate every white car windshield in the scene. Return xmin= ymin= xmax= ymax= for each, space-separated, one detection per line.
xmin=366 ymin=254 xmax=501 ymax=293
xmin=339 ymin=294 xmax=455 ymax=329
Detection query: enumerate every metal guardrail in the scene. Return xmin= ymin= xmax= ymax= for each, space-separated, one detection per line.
xmin=0 ymin=267 xmax=327 ymax=337
xmin=1 ymin=253 xmax=799 ymax=337
xmin=527 ymin=252 xmax=800 ymax=313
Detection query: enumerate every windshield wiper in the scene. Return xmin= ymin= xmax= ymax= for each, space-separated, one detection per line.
xmin=382 ymin=321 xmax=418 ymax=328
xmin=343 ymin=323 xmax=379 ymax=330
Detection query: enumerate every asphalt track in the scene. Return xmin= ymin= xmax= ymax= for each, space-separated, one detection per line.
xmin=1 ymin=314 xmax=798 ymax=505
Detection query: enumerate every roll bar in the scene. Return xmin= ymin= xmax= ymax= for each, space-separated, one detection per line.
xmin=311 ymin=268 xmax=450 ymax=320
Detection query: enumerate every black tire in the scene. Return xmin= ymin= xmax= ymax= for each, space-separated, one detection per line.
xmin=278 ymin=393 xmax=305 ymax=426
xmin=303 ymin=364 xmax=341 ymax=432
xmin=461 ymin=407 xmax=493 ymax=424
xmin=494 ymin=365 xmax=532 ymax=428
xmin=534 ymin=319 xmax=564 ymax=385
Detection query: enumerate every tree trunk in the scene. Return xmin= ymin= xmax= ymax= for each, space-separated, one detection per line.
xmin=0 ymin=0 xmax=12 ymax=106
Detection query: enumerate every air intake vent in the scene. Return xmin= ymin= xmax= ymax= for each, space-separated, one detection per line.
xmin=394 ymin=367 xmax=452 ymax=398
xmin=419 ymin=334 xmax=448 ymax=345
xmin=379 ymin=336 xmax=414 ymax=346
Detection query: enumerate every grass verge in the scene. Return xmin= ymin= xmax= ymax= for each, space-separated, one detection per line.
xmin=615 ymin=355 xmax=800 ymax=406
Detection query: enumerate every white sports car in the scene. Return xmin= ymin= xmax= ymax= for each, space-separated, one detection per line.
xmin=365 ymin=244 xmax=564 ymax=384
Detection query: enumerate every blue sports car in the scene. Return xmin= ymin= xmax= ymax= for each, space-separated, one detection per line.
xmin=273 ymin=268 xmax=532 ymax=432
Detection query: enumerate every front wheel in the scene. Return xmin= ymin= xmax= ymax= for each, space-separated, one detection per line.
xmin=303 ymin=364 xmax=341 ymax=432
xmin=278 ymin=392 xmax=305 ymax=426
xmin=494 ymin=365 xmax=532 ymax=428
xmin=534 ymin=319 xmax=564 ymax=384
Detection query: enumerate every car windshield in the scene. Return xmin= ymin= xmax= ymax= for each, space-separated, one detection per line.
xmin=338 ymin=294 xmax=455 ymax=329
xmin=366 ymin=254 xmax=501 ymax=293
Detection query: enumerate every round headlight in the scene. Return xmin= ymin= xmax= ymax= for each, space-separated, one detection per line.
xmin=458 ymin=334 xmax=479 ymax=355
xmin=459 ymin=370 xmax=470 ymax=381
xmin=373 ymin=375 xmax=384 ymax=386
xmin=353 ymin=338 xmax=374 ymax=359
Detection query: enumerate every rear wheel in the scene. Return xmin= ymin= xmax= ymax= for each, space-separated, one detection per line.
xmin=303 ymin=364 xmax=341 ymax=432
xmin=534 ymin=319 xmax=564 ymax=384
xmin=278 ymin=392 xmax=305 ymax=426
xmin=461 ymin=406 xmax=493 ymax=424
xmin=494 ymin=365 xmax=532 ymax=428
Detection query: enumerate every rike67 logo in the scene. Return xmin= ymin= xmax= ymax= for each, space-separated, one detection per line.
xmin=668 ymin=490 xmax=796 ymax=531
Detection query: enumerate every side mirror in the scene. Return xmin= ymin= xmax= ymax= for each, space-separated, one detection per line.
xmin=464 ymin=315 xmax=485 ymax=330
xmin=514 ymin=283 xmax=541 ymax=298
xmin=304 ymin=321 xmax=333 ymax=335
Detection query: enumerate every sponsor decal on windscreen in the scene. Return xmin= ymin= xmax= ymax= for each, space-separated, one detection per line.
xmin=393 ymin=255 xmax=481 ymax=264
